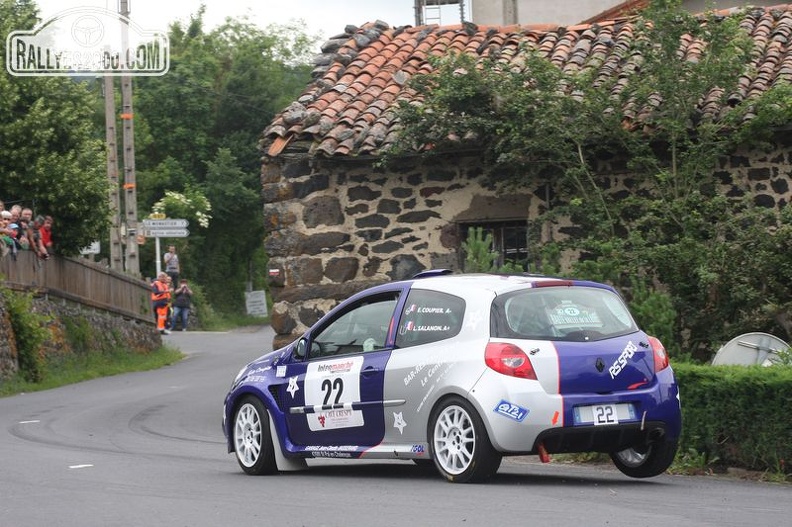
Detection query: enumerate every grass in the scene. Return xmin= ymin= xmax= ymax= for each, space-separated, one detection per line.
xmin=551 ymin=451 xmax=790 ymax=483
xmin=0 ymin=346 xmax=184 ymax=398
xmin=200 ymin=313 xmax=269 ymax=332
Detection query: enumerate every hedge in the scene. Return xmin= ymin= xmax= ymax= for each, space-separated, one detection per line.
xmin=673 ymin=362 xmax=792 ymax=474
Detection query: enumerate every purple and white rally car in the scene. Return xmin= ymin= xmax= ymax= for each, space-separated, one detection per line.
xmin=223 ymin=271 xmax=681 ymax=482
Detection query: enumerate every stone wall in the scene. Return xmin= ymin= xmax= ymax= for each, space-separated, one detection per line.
xmin=263 ymin=134 xmax=792 ymax=348
xmin=0 ymin=292 xmax=160 ymax=380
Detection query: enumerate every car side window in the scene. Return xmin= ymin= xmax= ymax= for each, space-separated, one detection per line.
xmin=395 ymin=289 xmax=465 ymax=348
xmin=310 ymin=293 xmax=398 ymax=359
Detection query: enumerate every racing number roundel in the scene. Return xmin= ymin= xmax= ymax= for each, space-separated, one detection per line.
xmin=304 ymin=357 xmax=364 ymax=431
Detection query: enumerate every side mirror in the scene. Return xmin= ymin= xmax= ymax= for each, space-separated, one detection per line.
xmin=294 ymin=338 xmax=307 ymax=360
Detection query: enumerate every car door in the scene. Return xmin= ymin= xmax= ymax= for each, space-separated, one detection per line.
xmin=281 ymin=290 xmax=400 ymax=448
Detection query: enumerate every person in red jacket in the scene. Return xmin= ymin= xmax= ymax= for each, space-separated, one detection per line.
xmin=151 ymin=272 xmax=172 ymax=334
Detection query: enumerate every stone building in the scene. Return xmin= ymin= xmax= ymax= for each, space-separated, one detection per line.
xmin=261 ymin=5 xmax=792 ymax=348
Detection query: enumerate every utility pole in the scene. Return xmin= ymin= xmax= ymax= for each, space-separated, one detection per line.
xmin=120 ymin=0 xmax=140 ymax=277
xmin=104 ymin=75 xmax=123 ymax=271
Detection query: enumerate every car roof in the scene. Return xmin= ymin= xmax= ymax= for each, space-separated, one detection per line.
xmin=407 ymin=273 xmax=588 ymax=296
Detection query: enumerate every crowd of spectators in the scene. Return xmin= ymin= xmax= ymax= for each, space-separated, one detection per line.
xmin=0 ymin=200 xmax=54 ymax=261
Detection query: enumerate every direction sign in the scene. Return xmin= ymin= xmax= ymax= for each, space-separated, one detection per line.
xmin=143 ymin=228 xmax=189 ymax=238
xmin=143 ymin=218 xmax=188 ymax=228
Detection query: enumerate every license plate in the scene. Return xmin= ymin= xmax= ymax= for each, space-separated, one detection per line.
xmin=574 ymin=403 xmax=635 ymax=425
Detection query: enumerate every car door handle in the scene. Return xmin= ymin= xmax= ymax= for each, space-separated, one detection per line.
xmin=361 ymin=366 xmax=380 ymax=377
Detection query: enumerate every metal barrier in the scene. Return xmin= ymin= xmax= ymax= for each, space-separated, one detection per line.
xmin=0 ymin=251 xmax=153 ymax=324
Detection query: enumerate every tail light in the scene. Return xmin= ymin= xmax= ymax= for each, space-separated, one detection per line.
xmin=648 ymin=336 xmax=669 ymax=372
xmin=485 ymin=342 xmax=537 ymax=380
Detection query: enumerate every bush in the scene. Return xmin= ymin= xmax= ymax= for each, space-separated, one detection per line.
xmin=674 ymin=362 xmax=792 ymax=474
xmin=0 ymin=288 xmax=50 ymax=382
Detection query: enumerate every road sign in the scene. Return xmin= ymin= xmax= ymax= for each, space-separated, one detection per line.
xmin=143 ymin=218 xmax=188 ymax=228
xmin=143 ymin=228 xmax=189 ymax=238
xmin=149 ymin=213 xmax=166 ymax=220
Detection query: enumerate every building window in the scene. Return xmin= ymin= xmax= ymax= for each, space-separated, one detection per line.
xmin=461 ymin=221 xmax=529 ymax=270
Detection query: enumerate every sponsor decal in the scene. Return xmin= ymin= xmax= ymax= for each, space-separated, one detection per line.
xmin=287 ymin=376 xmax=299 ymax=397
xmin=494 ymin=400 xmax=529 ymax=422
xmin=465 ymin=309 xmax=486 ymax=330
xmin=276 ymin=365 xmax=287 ymax=378
xmin=609 ymin=341 xmax=638 ymax=379
xmin=305 ymin=357 xmax=364 ymax=431
xmin=317 ymin=361 xmax=355 ymax=374
xmin=393 ymin=412 xmax=407 ymax=434
xmin=547 ymin=302 xmax=602 ymax=328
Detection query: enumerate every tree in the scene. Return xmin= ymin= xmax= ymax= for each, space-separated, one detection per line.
xmin=391 ymin=0 xmax=792 ymax=360
xmin=0 ymin=0 xmax=109 ymax=254
xmin=131 ymin=11 xmax=317 ymax=312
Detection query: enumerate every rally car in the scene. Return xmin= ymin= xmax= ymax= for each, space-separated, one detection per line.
xmin=223 ymin=271 xmax=681 ymax=483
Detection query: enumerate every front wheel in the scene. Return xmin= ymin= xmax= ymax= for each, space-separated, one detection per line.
xmin=610 ymin=439 xmax=678 ymax=478
xmin=428 ymin=396 xmax=501 ymax=483
xmin=233 ymin=396 xmax=277 ymax=475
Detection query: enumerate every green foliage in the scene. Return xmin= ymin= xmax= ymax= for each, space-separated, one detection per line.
xmin=0 ymin=345 xmax=183 ymax=398
xmin=625 ymin=278 xmax=678 ymax=356
xmin=670 ymin=447 xmax=721 ymax=476
xmin=131 ymin=13 xmax=316 ymax=312
xmin=462 ymin=227 xmax=499 ymax=272
xmin=0 ymin=288 xmax=49 ymax=382
xmin=0 ymin=1 xmax=110 ymax=255
xmin=392 ymin=0 xmax=791 ymax=362
xmin=674 ymin=362 xmax=792 ymax=475
xmin=63 ymin=317 xmax=92 ymax=354
xmin=769 ymin=347 xmax=792 ymax=367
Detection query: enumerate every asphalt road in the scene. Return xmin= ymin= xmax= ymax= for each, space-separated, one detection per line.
xmin=0 ymin=326 xmax=788 ymax=527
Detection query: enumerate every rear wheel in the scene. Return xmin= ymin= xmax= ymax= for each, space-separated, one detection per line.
xmin=429 ymin=396 xmax=501 ymax=483
xmin=233 ymin=396 xmax=277 ymax=475
xmin=610 ymin=439 xmax=678 ymax=478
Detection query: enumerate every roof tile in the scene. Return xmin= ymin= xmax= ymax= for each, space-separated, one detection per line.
xmin=264 ymin=4 xmax=792 ymax=158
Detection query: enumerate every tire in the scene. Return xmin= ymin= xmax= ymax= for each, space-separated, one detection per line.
xmin=232 ymin=396 xmax=277 ymax=475
xmin=428 ymin=396 xmax=502 ymax=483
xmin=610 ymin=439 xmax=679 ymax=478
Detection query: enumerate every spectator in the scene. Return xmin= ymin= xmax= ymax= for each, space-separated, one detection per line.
xmin=171 ymin=278 xmax=193 ymax=331
xmin=9 ymin=222 xmax=29 ymax=250
xmin=163 ymin=245 xmax=180 ymax=285
xmin=151 ymin=272 xmax=172 ymax=335
xmin=9 ymin=205 xmax=21 ymax=223
xmin=27 ymin=215 xmax=49 ymax=259
xmin=13 ymin=207 xmax=32 ymax=251
xmin=39 ymin=215 xmax=54 ymax=253
xmin=1 ymin=211 xmax=15 ymax=258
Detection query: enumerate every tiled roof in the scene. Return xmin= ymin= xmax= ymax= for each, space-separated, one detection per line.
xmin=263 ymin=5 xmax=792 ymax=158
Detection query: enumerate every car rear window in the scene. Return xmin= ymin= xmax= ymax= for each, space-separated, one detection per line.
xmin=395 ymin=289 xmax=465 ymax=348
xmin=492 ymin=286 xmax=637 ymax=341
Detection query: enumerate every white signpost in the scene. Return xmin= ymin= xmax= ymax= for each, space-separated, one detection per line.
xmin=143 ymin=218 xmax=189 ymax=276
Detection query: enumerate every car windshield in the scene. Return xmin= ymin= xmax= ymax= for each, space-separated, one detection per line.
xmin=492 ymin=286 xmax=637 ymax=341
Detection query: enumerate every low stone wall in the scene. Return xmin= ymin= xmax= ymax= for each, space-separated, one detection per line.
xmin=0 ymin=292 xmax=160 ymax=380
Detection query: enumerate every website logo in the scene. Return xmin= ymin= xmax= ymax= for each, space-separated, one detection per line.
xmin=6 ymin=8 xmax=169 ymax=76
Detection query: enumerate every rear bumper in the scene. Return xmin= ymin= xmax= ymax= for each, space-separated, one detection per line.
xmin=535 ymin=421 xmax=673 ymax=454
xmin=469 ymin=367 xmax=681 ymax=453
